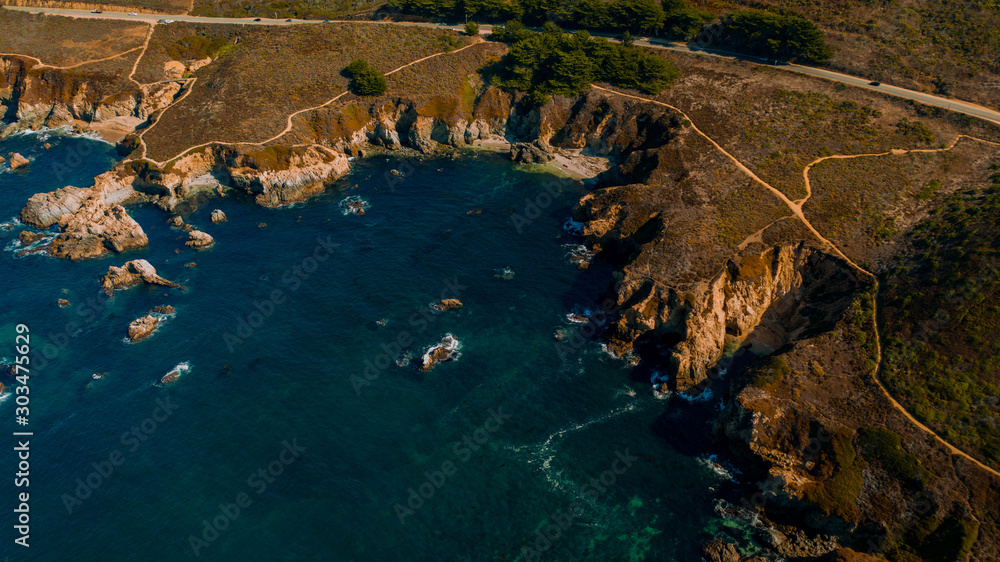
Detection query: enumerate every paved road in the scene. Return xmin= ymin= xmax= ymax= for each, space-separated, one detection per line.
xmin=4 ymin=5 xmax=1000 ymax=126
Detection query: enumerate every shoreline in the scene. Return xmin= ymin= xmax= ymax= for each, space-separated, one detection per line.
xmin=469 ymin=137 xmax=610 ymax=180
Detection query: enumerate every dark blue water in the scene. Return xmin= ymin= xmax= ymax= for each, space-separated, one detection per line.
xmin=0 ymin=133 xmax=749 ymax=561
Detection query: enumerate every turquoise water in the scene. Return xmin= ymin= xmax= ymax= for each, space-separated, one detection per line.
xmin=0 ymin=133 xmax=744 ymax=561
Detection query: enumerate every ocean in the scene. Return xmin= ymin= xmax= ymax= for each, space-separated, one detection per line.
xmin=0 ymin=132 xmax=754 ymax=561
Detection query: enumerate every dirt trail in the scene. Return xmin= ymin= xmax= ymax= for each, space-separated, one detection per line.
xmin=593 ymin=83 xmax=1000 ymax=478
xmin=135 ymin=40 xmax=484 ymax=165
xmin=0 ymin=45 xmax=143 ymax=70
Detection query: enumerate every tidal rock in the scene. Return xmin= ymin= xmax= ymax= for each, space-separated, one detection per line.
xmin=161 ymin=361 xmax=189 ymax=384
xmin=17 ymin=231 xmax=45 ymax=245
xmin=48 ymin=203 xmax=148 ymax=261
xmin=210 ymin=209 xmax=227 ymax=223
xmin=510 ymin=140 xmax=554 ymax=164
xmin=185 ymin=230 xmax=214 ymax=249
xmin=57 ymin=299 xmax=70 ymax=307
xmin=701 ymin=539 xmax=741 ymax=562
xmin=168 ymin=215 xmax=186 ymax=227
xmin=345 ymin=200 xmax=366 ymax=215
xmin=100 ymin=259 xmax=183 ymax=296
xmin=7 ymin=152 xmax=29 ymax=170
xmin=127 ymin=314 xmax=159 ymax=343
xmin=433 ymin=299 xmax=463 ymax=311
xmin=420 ymin=334 xmax=461 ymax=372
xmin=153 ymin=305 xmax=175 ymax=314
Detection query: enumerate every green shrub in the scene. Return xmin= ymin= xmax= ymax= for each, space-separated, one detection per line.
xmin=465 ymin=21 xmax=480 ymax=36
xmin=344 ymin=59 xmax=388 ymax=96
xmin=917 ymin=179 xmax=943 ymax=200
xmin=857 ymin=427 xmax=932 ymax=487
xmin=751 ymin=356 xmax=790 ymax=388
xmin=803 ymin=431 xmax=863 ymax=518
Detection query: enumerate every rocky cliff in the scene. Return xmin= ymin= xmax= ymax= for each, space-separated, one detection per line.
xmin=0 ymin=55 xmax=180 ymax=139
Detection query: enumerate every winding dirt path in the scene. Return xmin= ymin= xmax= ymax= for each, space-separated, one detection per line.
xmin=134 ymin=41 xmax=484 ymax=165
xmin=0 ymin=45 xmax=144 ymax=70
xmin=127 ymin=22 xmax=156 ymax=86
xmin=593 ymin=83 xmax=1000 ymax=478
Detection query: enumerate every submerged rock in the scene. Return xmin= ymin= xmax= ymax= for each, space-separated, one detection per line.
xmin=127 ymin=314 xmax=159 ymax=343
xmin=185 ymin=230 xmax=215 ymax=249
xmin=100 ymin=259 xmax=184 ymax=296
xmin=420 ymin=334 xmax=461 ymax=372
xmin=433 ymin=299 xmax=463 ymax=311
xmin=210 ymin=209 xmax=227 ymax=223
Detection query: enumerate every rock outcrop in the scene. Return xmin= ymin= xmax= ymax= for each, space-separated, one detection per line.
xmin=420 ymin=334 xmax=460 ymax=371
xmin=1 ymin=56 xmax=180 ymax=140
xmin=185 ymin=230 xmax=214 ymax=249
xmin=7 ymin=152 xmax=29 ymax=169
xmin=210 ymin=209 xmax=227 ymax=223
xmin=433 ymin=299 xmax=463 ymax=311
xmin=100 ymin=259 xmax=183 ymax=295
xmin=127 ymin=314 xmax=159 ymax=343
xmin=510 ymin=140 xmax=554 ymax=164
xmin=17 ymin=231 xmax=45 ymax=245
xmin=48 ymin=202 xmax=148 ymax=260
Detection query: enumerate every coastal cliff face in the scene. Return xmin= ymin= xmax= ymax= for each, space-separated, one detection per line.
xmin=7 ymin=45 xmax=999 ymax=562
xmin=11 ymin=81 xmax=683 ymax=261
xmin=0 ymin=55 xmax=180 ymax=139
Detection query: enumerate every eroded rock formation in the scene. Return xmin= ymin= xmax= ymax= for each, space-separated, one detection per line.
xmin=100 ymin=259 xmax=183 ymax=295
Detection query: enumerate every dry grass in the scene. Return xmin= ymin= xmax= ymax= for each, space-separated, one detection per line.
xmin=0 ymin=10 xmax=147 ymax=67
xmin=142 ymin=22 xmax=471 ymax=160
xmin=280 ymin=41 xmax=504 ymax=145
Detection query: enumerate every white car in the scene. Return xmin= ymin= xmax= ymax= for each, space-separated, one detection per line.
xmin=90 ymin=9 xmax=102 ymax=13
xmin=128 ymin=12 xmax=138 ymax=15
xmin=164 ymin=19 xmax=174 ymax=23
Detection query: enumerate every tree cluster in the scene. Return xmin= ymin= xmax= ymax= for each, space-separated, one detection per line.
xmin=489 ymin=24 xmax=680 ymax=104
xmin=387 ymin=0 xmax=713 ymax=39
xmin=714 ymin=10 xmax=833 ymax=63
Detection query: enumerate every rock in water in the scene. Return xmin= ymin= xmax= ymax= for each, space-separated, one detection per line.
xmin=168 ymin=215 xmax=186 ymax=227
xmin=420 ymin=334 xmax=461 ymax=371
xmin=433 ymin=299 xmax=463 ymax=311
xmin=509 ymin=140 xmax=554 ymax=164
xmin=153 ymin=305 xmax=175 ymax=314
xmin=701 ymin=539 xmax=741 ymax=562
xmin=57 ymin=299 xmax=70 ymax=308
xmin=127 ymin=315 xmax=159 ymax=342
xmin=17 ymin=231 xmax=45 ymax=245
xmin=210 ymin=209 xmax=227 ymax=223
xmin=48 ymin=203 xmax=148 ymax=261
xmin=185 ymin=230 xmax=215 ymax=249
xmin=100 ymin=259 xmax=184 ymax=296
xmin=7 ymin=152 xmax=29 ymax=170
